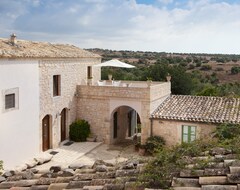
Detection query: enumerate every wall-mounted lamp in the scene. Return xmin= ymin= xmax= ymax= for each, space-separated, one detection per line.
xmin=56 ymin=112 xmax=61 ymax=118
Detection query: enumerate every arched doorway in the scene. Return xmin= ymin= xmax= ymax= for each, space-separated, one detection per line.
xmin=60 ymin=108 xmax=67 ymax=142
xmin=111 ymin=106 xmax=141 ymax=144
xmin=42 ymin=115 xmax=51 ymax=151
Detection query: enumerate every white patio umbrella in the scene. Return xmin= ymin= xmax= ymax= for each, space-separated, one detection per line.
xmin=93 ymin=59 xmax=135 ymax=68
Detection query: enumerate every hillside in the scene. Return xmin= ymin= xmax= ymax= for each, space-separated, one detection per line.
xmin=87 ymin=48 xmax=240 ymax=84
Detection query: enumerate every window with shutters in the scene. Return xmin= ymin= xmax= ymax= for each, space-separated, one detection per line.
xmin=3 ymin=87 xmax=19 ymax=112
xmin=182 ymin=125 xmax=196 ymax=143
xmin=5 ymin=93 xmax=15 ymax=109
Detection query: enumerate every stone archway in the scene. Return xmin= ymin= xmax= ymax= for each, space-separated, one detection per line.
xmin=60 ymin=108 xmax=68 ymax=142
xmin=110 ymin=105 xmax=141 ymax=144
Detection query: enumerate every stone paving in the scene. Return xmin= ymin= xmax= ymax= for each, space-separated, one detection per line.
xmin=35 ymin=141 xmax=102 ymax=170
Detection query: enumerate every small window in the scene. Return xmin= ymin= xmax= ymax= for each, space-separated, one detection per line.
xmin=182 ymin=125 xmax=196 ymax=143
xmin=5 ymin=93 xmax=15 ymax=109
xmin=53 ymin=75 xmax=61 ymax=96
xmin=87 ymin=66 xmax=92 ymax=79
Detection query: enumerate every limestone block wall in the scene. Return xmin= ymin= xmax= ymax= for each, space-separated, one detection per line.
xmin=76 ymin=85 xmax=152 ymax=144
xmin=152 ymin=119 xmax=216 ymax=146
xmin=39 ymin=58 xmax=101 ymax=150
xmin=150 ymin=82 xmax=171 ymax=113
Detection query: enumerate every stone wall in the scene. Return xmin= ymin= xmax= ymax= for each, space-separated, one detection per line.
xmin=150 ymin=82 xmax=171 ymax=113
xmin=152 ymin=119 xmax=216 ymax=146
xmin=39 ymin=58 xmax=101 ymax=150
xmin=76 ymin=82 xmax=171 ymax=144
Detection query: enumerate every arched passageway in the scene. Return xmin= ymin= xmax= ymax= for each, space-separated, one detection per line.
xmin=111 ymin=106 xmax=141 ymax=144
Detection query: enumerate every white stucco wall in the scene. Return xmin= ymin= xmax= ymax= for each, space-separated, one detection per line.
xmin=0 ymin=60 xmax=39 ymax=169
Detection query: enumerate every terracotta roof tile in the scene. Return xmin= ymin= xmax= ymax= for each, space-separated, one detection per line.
xmin=151 ymin=95 xmax=240 ymax=124
xmin=0 ymin=38 xmax=100 ymax=59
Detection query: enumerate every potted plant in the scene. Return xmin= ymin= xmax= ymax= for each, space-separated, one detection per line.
xmin=166 ymin=73 xmax=171 ymax=82
xmin=138 ymin=144 xmax=146 ymax=156
xmin=146 ymin=77 xmax=152 ymax=87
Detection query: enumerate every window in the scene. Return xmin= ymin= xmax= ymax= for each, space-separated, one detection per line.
xmin=182 ymin=125 xmax=196 ymax=143
xmin=53 ymin=75 xmax=61 ymax=96
xmin=3 ymin=87 xmax=19 ymax=112
xmin=5 ymin=93 xmax=15 ymax=109
xmin=87 ymin=66 xmax=92 ymax=79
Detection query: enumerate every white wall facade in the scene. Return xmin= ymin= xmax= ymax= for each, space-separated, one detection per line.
xmin=0 ymin=60 xmax=40 ymax=169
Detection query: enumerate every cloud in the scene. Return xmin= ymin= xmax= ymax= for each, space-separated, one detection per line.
xmin=0 ymin=0 xmax=240 ymax=54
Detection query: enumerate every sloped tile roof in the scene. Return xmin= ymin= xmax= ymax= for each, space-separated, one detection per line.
xmin=151 ymin=95 xmax=240 ymax=124
xmin=0 ymin=37 xmax=100 ymax=59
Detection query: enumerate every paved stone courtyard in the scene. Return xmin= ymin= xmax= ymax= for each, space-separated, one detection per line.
xmin=35 ymin=140 xmax=140 ymax=170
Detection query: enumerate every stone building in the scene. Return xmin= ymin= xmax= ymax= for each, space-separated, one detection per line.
xmin=151 ymin=95 xmax=240 ymax=146
xmin=0 ymin=35 xmax=171 ymax=169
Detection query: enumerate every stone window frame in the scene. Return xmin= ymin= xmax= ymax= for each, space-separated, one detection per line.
xmin=182 ymin=125 xmax=196 ymax=143
xmin=2 ymin=87 xmax=19 ymax=113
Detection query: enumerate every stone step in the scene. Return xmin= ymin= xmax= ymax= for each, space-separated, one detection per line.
xmin=47 ymin=183 xmax=68 ymax=190
xmin=204 ymin=168 xmax=229 ymax=176
xmin=199 ymin=176 xmax=228 ymax=185
xmin=172 ymin=187 xmax=201 ymax=190
xmin=201 ymin=185 xmax=237 ymax=190
xmin=227 ymin=174 xmax=240 ymax=184
xmin=29 ymin=185 xmax=49 ymax=190
xmin=0 ymin=181 xmax=16 ymax=189
xmin=171 ymin=177 xmax=200 ymax=187
xmin=180 ymin=169 xmax=204 ymax=177
xmin=83 ymin=186 xmax=103 ymax=190
xmin=229 ymin=166 xmax=240 ymax=174
xmin=66 ymin=181 xmax=91 ymax=189
xmin=10 ymin=187 xmax=30 ymax=190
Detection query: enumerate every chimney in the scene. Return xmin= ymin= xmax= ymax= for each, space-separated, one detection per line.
xmin=10 ymin=33 xmax=17 ymax=45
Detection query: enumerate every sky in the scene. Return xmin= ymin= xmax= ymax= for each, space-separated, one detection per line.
xmin=0 ymin=0 xmax=240 ymax=54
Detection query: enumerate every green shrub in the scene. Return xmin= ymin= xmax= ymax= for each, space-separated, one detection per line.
xmin=213 ymin=123 xmax=240 ymax=141
xmin=139 ymin=138 xmax=216 ymax=188
xmin=0 ymin=160 xmax=3 ymax=174
xmin=145 ymin=136 xmax=165 ymax=154
xmin=69 ymin=119 xmax=91 ymax=142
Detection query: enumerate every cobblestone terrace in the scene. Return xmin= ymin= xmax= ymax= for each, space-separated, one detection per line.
xmin=76 ymin=81 xmax=171 ymax=144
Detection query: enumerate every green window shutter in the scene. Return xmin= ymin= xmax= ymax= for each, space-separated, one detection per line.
xmin=182 ymin=125 xmax=196 ymax=143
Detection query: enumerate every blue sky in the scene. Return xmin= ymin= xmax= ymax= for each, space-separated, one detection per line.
xmin=0 ymin=0 xmax=240 ymax=54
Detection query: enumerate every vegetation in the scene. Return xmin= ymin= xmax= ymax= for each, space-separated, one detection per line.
xmin=139 ymin=138 xmax=216 ymax=188
xmin=231 ymin=66 xmax=240 ymax=74
xmin=0 ymin=161 xmax=3 ymax=176
xmin=139 ymin=123 xmax=240 ymax=189
xmin=69 ymin=119 xmax=91 ymax=142
xmin=145 ymin=136 xmax=165 ymax=154
xmin=88 ymin=48 xmax=240 ymax=97
xmin=0 ymin=160 xmax=3 ymax=174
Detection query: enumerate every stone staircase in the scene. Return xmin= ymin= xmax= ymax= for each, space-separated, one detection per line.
xmin=170 ymin=148 xmax=240 ymax=190
xmin=0 ymin=159 xmax=145 ymax=190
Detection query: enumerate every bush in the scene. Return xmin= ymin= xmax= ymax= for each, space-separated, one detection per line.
xmin=200 ymin=64 xmax=212 ymax=71
xmin=0 ymin=160 xmax=3 ymax=174
xmin=69 ymin=119 xmax=91 ymax=142
xmin=139 ymin=138 xmax=216 ymax=188
xmin=213 ymin=123 xmax=240 ymax=141
xmin=145 ymin=136 xmax=165 ymax=154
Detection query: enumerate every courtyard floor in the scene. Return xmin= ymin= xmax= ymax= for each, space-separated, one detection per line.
xmin=35 ymin=140 xmax=141 ymax=170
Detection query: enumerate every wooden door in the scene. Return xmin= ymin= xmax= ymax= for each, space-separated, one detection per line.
xmin=42 ymin=115 xmax=50 ymax=151
xmin=61 ymin=108 xmax=67 ymax=141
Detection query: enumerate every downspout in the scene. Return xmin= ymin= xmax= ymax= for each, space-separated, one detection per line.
xmin=150 ymin=117 xmax=153 ymax=137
